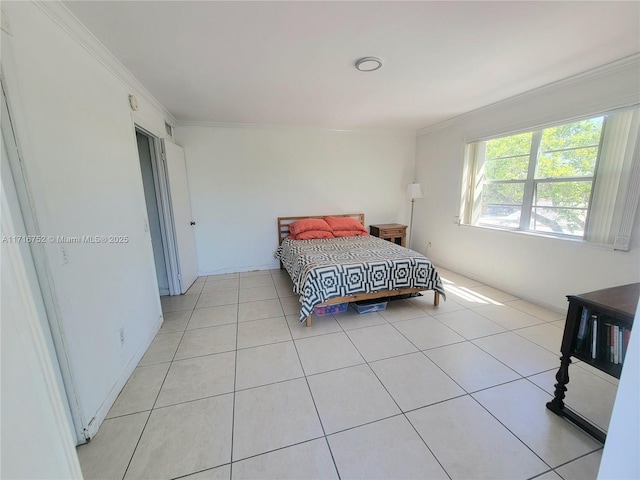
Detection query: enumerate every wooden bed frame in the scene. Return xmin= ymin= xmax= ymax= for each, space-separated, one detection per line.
xmin=277 ymin=213 xmax=440 ymax=326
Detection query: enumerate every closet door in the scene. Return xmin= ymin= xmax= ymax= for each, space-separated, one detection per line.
xmin=162 ymin=139 xmax=198 ymax=293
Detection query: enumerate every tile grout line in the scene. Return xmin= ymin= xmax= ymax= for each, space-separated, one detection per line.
xmin=228 ymin=279 xmax=241 ymax=480
xmin=466 ymin=392 xmax=554 ymax=473
xmin=335 ymin=309 xmax=454 ymax=480
xmin=521 ymin=374 xmax=610 ymax=438
xmin=312 ymin=295 xmax=584 ymax=477
xmin=469 ymin=333 xmax=559 ymax=380
xmin=277 ymin=276 xmax=343 ymax=479
xmin=552 ymin=447 xmax=605 ymax=472
xmin=120 ymin=287 xmax=202 ymax=479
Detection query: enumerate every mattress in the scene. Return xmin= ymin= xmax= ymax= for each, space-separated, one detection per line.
xmin=274 ymin=235 xmax=446 ymax=322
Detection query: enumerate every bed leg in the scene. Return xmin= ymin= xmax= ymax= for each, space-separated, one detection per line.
xmin=305 ymin=316 xmax=312 ymax=327
xmin=434 ymin=291 xmax=440 ymax=306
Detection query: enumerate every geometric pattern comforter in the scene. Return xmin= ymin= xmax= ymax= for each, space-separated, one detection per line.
xmin=274 ymin=235 xmax=446 ymax=322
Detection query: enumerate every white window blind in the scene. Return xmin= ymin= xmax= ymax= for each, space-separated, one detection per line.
xmin=587 ymin=108 xmax=640 ymax=248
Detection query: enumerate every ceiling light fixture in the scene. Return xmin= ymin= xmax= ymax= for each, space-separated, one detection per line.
xmin=355 ymin=57 xmax=382 ymax=72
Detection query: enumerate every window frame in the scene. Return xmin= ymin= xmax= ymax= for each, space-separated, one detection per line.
xmin=468 ymin=117 xmax=606 ymax=240
xmin=460 ymin=105 xmax=640 ymax=250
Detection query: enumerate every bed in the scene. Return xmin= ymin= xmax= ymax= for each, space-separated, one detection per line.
xmin=274 ymin=213 xmax=446 ymax=326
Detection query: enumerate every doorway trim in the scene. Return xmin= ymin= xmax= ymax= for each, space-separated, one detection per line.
xmin=1 ymin=74 xmax=85 ymax=444
xmin=133 ymin=124 xmax=181 ymax=296
xmin=1 ymin=125 xmax=84 ymax=478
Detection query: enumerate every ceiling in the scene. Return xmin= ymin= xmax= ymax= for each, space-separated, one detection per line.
xmin=64 ymin=1 xmax=640 ymax=132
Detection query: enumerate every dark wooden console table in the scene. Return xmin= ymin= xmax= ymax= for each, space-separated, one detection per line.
xmin=546 ymin=283 xmax=638 ymax=443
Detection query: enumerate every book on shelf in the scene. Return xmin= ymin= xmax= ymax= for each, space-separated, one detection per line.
xmin=576 ymin=307 xmax=590 ymax=351
xmin=583 ymin=313 xmax=631 ymax=367
xmin=603 ymin=321 xmax=613 ymax=364
xmin=611 ymin=325 xmax=620 ymax=365
xmin=591 ymin=314 xmax=598 ymax=359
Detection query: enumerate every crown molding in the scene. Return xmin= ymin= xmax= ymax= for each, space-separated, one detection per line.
xmin=28 ymin=2 xmax=639 ymax=139
xmin=417 ymin=53 xmax=640 ymax=137
xmin=175 ymin=120 xmax=416 ymax=136
xmin=33 ymin=1 xmax=177 ymax=125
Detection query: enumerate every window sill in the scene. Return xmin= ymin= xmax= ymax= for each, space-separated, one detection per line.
xmin=458 ymin=223 xmax=619 ymax=252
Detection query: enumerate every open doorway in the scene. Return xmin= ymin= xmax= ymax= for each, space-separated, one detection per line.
xmin=135 ymin=129 xmax=171 ymax=296
xmin=134 ymin=127 xmax=199 ymax=296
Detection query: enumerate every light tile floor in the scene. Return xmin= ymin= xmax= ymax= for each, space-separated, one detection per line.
xmin=77 ymin=267 xmax=617 ymax=480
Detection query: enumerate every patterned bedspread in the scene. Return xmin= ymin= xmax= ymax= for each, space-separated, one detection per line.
xmin=274 ymin=236 xmax=446 ymax=322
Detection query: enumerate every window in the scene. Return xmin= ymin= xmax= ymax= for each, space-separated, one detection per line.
xmin=461 ymin=107 xmax=640 ymax=247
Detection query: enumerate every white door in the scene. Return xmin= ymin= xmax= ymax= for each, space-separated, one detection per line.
xmin=162 ymin=139 xmax=199 ymax=293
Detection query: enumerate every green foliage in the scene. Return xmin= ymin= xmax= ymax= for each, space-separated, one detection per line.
xmin=536 ymin=181 xmax=592 ymax=208
xmin=485 ymin=156 xmax=529 ymax=180
xmin=540 ymin=118 xmax=603 ymax=152
xmin=486 ymin=132 xmax=531 ymax=158
xmin=482 ymin=183 xmax=524 ymax=205
xmin=537 ymin=148 xmax=598 ymax=178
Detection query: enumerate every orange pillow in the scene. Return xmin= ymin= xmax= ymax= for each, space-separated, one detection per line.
xmin=333 ymin=230 xmax=369 ymax=237
xmin=289 ymin=218 xmax=332 ymax=236
xmin=291 ymin=230 xmax=335 ymax=240
xmin=324 ymin=216 xmax=367 ymax=233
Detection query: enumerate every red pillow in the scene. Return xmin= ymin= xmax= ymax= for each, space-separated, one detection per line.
xmin=324 ymin=216 xmax=367 ymax=233
xmin=291 ymin=230 xmax=335 ymax=240
xmin=289 ymin=218 xmax=332 ymax=236
xmin=333 ymin=230 xmax=369 ymax=237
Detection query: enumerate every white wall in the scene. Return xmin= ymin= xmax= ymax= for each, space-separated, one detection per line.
xmin=598 ymin=303 xmax=640 ymax=479
xmin=414 ymin=58 xmax=640 ymax=311
xmin=1 ymin=2 xmax=171 ymax=440
xmin=174 ymin=125 xmax=416 ymax=274
xmin=1 ymin=118 xmax=82 ymax=479
xmin=1 ymin=189 xmax=83 ymax=480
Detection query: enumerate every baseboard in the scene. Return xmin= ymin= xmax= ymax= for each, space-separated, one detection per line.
xmin=81 ymin=313 xmax=163 ymax=441
xmin=199 ymin=262 xmax=280 ymax=276
xmin=434 ymin=263 xmax=566 ymax=314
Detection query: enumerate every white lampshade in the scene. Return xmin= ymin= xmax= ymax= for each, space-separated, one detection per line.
xmin=407 ymin=182 xmax=423 ymax=200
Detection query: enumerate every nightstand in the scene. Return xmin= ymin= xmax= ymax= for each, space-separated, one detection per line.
xmin=369 ymin=224 xmax=407 ymax=247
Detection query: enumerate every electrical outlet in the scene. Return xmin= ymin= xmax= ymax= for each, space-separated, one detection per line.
xmin=1 ymin=9 xmax=12 ymax=35
xmin=119 ymin=327 xmax=125 ymax=345
xmin=60 ymin=245 xmax=69 ymax=265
